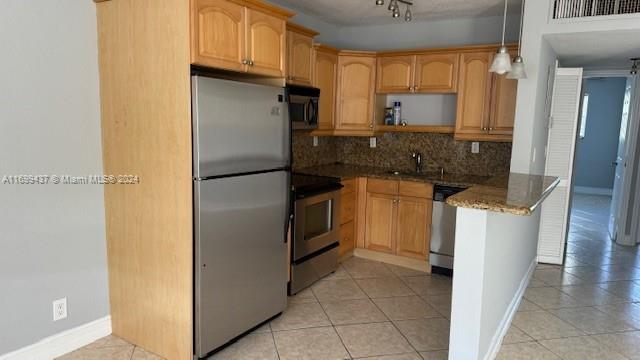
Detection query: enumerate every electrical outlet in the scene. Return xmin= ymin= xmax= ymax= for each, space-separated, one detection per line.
xmin=369 ymin=137 xmax=377 ymax=148
xmin=312 ymin=136 xmax=319 ymax=147
xmin=53 ymin=298 xmax=67 ymax=321
xmin=471 ymin=142 xmax=480 ymax=154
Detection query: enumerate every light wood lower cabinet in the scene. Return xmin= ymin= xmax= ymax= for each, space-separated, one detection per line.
xmin=364 ymin=179 xmax=433 ymax=260
xmin=338 ymin=179 xmax=357 ymax=257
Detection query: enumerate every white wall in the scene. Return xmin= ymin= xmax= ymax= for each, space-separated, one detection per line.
xmin=0 ymin=1 xmax=108 ymax=355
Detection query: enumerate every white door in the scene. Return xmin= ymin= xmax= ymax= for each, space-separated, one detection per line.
xmin=538 ymin=68 xmax=583 ymax=265
xmin=609 ymin=78 xmax=633 ymax=240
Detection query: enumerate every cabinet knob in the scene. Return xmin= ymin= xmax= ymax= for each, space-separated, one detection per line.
xmin=248 ymin=60 xmax=255 ymax=66
xmin=369 ymin=123 xmax=374 ymax=128
xmin=242 ymin=59 xmax=249 ymax=65
xmin=489 ymin=127 xmax=494 ymax=131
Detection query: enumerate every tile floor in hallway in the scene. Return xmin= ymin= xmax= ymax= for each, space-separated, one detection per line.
xmin=58 ymin=194 xmax=640 ymax=360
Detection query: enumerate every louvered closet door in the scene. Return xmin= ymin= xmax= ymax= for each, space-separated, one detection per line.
xmin=538 ymin=68 xmax=583 ymax=264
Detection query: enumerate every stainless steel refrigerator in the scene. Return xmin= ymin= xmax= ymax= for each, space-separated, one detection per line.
xmin=192 ymin=75 xmax=289 ymax=359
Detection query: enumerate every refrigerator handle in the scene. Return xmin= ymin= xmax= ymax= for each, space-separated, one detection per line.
xmin=285 ymin=173 xmax=292 ymax=244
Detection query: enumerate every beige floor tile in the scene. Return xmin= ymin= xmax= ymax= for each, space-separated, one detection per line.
xmin=512 ymin=311 xmax=583 ymax=340
xmin=311 ymin=278 xmax=368 ymax=302
xmin=402 ymin=275 xmax=452 ymax=297
xmin=595 ymin=302 xmax=640 ymax=328
xmin=539 ymin=335 xmax=627 ymax=360
xmin=528 ymin=279 xmax=550 ymax=288
xmin=523 ymin=286 xmax=582 ymax=309
xmin=55 ymin=345 xmax=134 ymax=360
xmin=556 ymin=284 xmax=626 ymax=305
xmin=591 ymin=331 xmax=640 ymax=360
xmin=421 ymin=294 xmax=452 ymax=319
xmin=273 ymin=326 xmax=350 ymax=360
xmin=372 ymin=296 xmax=441 ymax=320
xmin=270 ymin=301 xmax=331 ymax=331
xmin=335 ymin=322 xmax=413 ymax=358
xmin=565 ymin=255 xmax=590 ymax=268
xmin=83 ymin=335 xmax=131 ymax=349
xmin=394 ymin=318 xmax=450 ymax=352
xmin=209 ymin=333 xmax=278 ymax=360
xmin=533 ymin=268 xmax=586 ymax=286
xmin=355 ymin=353 xmax=423 ymax=360
xmin=549 ymin=306 xmax=635 ymax=334
xmin=131 ymin=347 xmax=164 ymax=360
xmin=321 ymin=298 xmax=388 ymax=325
xmin=252 ymin=322 xmax=272 ymax=334
xmin=342 ymin=258 xmax=396 ymax=279
xmin=324 ymin=265 xmax=352 ymax=280
xmin=496 ymin=342 xmax=560 ymax=360
xmin=597 ymin=280 xmax=640 ymax=301
xmin=385 ymin=264 xmax=428 ymax=277
xmin=502 ymin=325 xmax=533 ymax=344
xmin=288 ymin=287 xmax=318 ymax=304
xmin=517 ymin=299 xmax=542 ymax=312
xmin=563 ymin=266 xmax=612 ymax=283
xmin=418 ymin=350 xmax=448 ymax=360
xmin=356 ymin=277 xmax=415 ymax=298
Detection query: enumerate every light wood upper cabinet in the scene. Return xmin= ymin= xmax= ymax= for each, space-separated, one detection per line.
xmin=455 ymin=52 xmax=493 ymax=136
xmin=454 ymin=49 xmax=518 ymax=142
xmin=396 ymin=196 xmax=432 ymax=259
xmin=377 ymin=55 xmax=414 ymax=93
xmin=191 ymin=0 xmax=292 ymax=76
xmin=335 ymin=52 xmax=377 ymax=134
xmin=365 ymin=192 xmax=397 ymax=254
xmin=414 ymin=53 xmax=459 ymax=93
xmin=313 ymin=45 xmax=338 ymax=133
xmin=192 ymin=0 xmax=246 ymax=72
xmin=286 ymin=23 xmax=318 ymax=86
xmin=245 ymin=8 xmax=286 ymax=77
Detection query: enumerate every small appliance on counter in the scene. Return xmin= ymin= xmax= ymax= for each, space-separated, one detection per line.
xmin=289 ymin=174 xmax=343 ymax=294
xmin=430 ymin=184 xmax=468 ymax=276
xmin=287 ymin=84 xmax=320 ymax=130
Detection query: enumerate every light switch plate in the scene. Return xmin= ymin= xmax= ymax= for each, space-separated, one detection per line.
xmin=312 ymin=136 xmax=319 ymax=147
xmin=471 ymin=142 xmax=480 ymax=154
xmin=369 ymin=137 xmax=377 ymax=148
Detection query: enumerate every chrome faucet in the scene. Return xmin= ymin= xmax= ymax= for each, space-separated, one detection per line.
xmin=411 ymin=151 xmax=423 ymax=173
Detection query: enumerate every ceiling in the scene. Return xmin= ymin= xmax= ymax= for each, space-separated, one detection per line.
xmin=545 ymin=30 xmax=640 ymax=70
xmin=268 ymin=0 xmax=523 ymax=25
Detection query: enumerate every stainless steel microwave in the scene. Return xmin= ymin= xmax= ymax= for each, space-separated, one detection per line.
xmin=286 ymin=85 xmax=320 ymax=130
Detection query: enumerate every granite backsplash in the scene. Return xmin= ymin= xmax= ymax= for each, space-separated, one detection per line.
xmin=293 ymin=132 xmax=512 ymax=177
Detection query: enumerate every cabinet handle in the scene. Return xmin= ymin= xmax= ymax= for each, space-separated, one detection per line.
xmin=242 ymin=59 xmax=249 ymax=65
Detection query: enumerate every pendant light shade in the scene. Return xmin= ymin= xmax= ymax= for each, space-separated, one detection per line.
xmin=490 ymin=0 xmax=512 ymax=74
xmin=490 ymin=46 xmax=512 ymax=75
xmin=507 ymin=56 xmax=527 ymax=79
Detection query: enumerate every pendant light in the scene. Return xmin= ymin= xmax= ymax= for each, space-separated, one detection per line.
xmin=490 ymin=0 xmax=512 ymax=75
xmin=507 ymin=0 xmax=528 ymax=79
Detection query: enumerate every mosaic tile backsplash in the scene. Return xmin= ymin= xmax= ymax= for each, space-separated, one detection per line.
xmin=293 ymin=132 xmax=512 ymax=177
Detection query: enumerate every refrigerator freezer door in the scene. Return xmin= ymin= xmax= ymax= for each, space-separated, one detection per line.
xmin=194 ymin=171 xmax=288 ymax=358
xmin=192 ymin=76 xmax=289 ymax=179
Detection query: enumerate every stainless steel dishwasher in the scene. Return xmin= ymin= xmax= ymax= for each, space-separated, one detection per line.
xmin=430 ymin=185 xmax=467 ymax=274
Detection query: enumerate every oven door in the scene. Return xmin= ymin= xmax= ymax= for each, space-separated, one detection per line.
xmin=293 ymin=190 xmax=340 ymax=261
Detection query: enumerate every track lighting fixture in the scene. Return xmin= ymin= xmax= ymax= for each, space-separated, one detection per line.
xmin=631 ymin=58 xmax=639 ymax=75
xmin=378 ymin=0 xmax=412 ymax=21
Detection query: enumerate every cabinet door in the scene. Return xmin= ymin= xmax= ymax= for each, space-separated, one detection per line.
xmin=313 ymin=49 xmax=338 ymax=131
xmin=288 ymin=31 xmax=314 ymax=86
xmin=192 ymin=0 xmax=246 ymax=72
xmin=245 ymin=8 xmax=286 ymax=77
xmin=489 ymin=72 xmax=518 ymax=136
xmin=396 ymin=196 xmax=432 ymax=259
xmin=414 ymin=53 xmax=459 ymax=93
xmin=376 ymin=55 xmax=414 ymax=93
xmin=336 ymin=55 xmax=376 ymax=132
xmin=339 ymin=221 xmax=355 ymax=258
xmin=365 ymin=192 xmax=396 ymax=254
xmin=455 ymin=52 xmax=493 ymax=135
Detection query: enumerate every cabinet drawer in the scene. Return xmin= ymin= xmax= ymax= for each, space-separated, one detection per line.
xmin=339 ymin=221 xmax=355 ymax=257
xmin=399 ymin=181 xmax=433 ymax=199
xmin=341 ymin=179 xmax=356 ymax=194
xmin=367 ymin=179 xmax=398 ymax=195
xmin=340 ymin=191 xmax=356 ymax=224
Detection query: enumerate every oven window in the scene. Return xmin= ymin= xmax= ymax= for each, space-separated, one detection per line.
xmin=289 ymin=102 xmax=305 ymax=123
xmin=304 ymin=199 xmax=333 ymax=240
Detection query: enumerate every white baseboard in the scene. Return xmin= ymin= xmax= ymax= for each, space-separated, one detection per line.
xmin=0 ymin=316 xmax=112 ymax=360
xmin=574 ymin=186 xmax=613 ymax=196
xmin=483 ymin=259 xmax=536 ymax=360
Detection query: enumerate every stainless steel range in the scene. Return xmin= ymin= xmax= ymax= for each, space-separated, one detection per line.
xmin=289 ymin=174 xmax=342 ymax=294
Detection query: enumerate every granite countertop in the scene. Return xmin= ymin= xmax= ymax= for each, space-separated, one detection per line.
xmin=295 ymin=163 xmax=559 ymax=216
xmin=446 ymin=173 xmax=560 ymax=216
xmin=294 ymin=163 xmax=491 ymax=188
